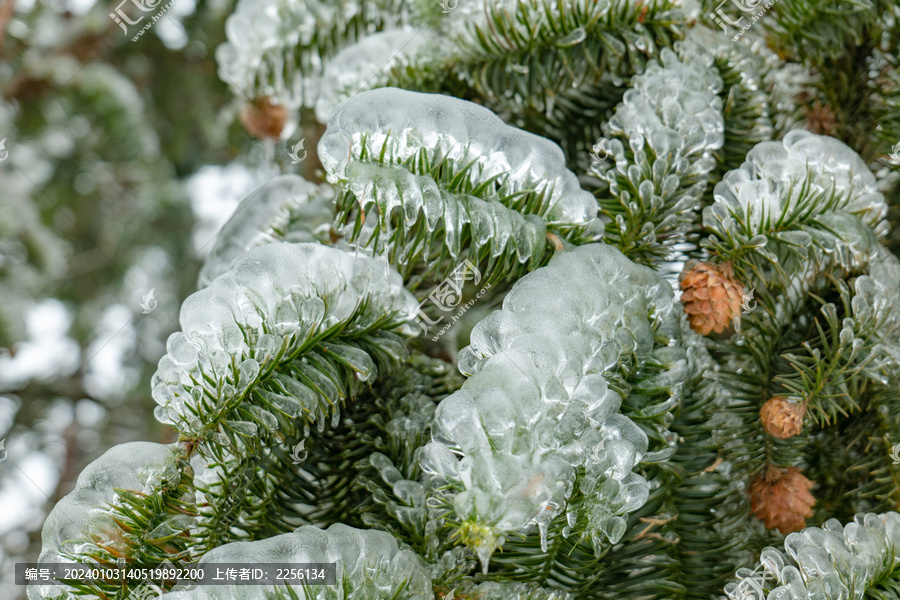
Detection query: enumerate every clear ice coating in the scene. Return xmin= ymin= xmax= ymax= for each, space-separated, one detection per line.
xmin=160 ymin=524 xmax=432 ymax=600
xmin=314 ymin=28 xmax=432 ymax=123
xmin=29 ymin=442 xmax=182 ymax=600
xmin=738 ymin=512 xmax=900 ymax=600
xmin=590 ymin=34 xmax=724 ymax=261
xmin=215 ymin=0 xmax=411 ymax=107
xmin=319 ymin=87 xmax=599 ymax=227
xmin=151 ymin=243 xmax=419 ymax=434
xmin=601 ymin=43 xmax=724 ymax=162
xmin=704 ymin=130 xmax=889 ymax=260
xmin=460 ymin=581 xmax=572 ymax=600
xmin=419 ymin=243 xmax=686 ymax=569
xmin=197 ymin=175 xmax=336 ymax=287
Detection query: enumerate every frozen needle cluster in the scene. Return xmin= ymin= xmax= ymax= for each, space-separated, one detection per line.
xmin=320 ymin=88 xmax=601 ymax=279
xmin=599 ymin=44 xmax=724 ymax=167
xmin=152 ymin=243 xmax=419 ymax=442
xmin=30 ymin=443 xmax=187 ymax=600
xmin=704 ymin=130 xmax=889 ymax=270
xmin=726 ymin=512 xmax=900 ymax=600
xmin=320 ymin=87 xmax=597 ymax=226
xmin=198 ymin=175 xmax=335 ymax=287
xmin=592 ymin=39 xmax=725 ymax=263
xmin=314 ymin=28 xmax=432 ymax=123
xmin=420 ymin=243 xmax=685 ymax=569
xmin=161 ymin=524 xmax=432 ymax=600
xmin=216 ymin=0 xmax=412 ymax=108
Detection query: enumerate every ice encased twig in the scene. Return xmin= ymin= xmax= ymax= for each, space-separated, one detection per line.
xmin=152 ymin=243 xmax=419 ymax=436
xmin=318 ymin=88 xmax=601 ymax=279
xmin=726 ymin=512 xmax=900 ymax=600
xmin=216 ymin=0 xmax=412 ymax=107
xmin=197 ymin=175 xmax=336 ymax=288
xmin=419 ymin=243 xmax=685 ymax=569
xmin=704 ymin=130 xmax=889 ymax=266
xmin=314 ymin=28 xmax=432 ymax=123
xmin=600 ymin=44 xmax=724 ymax=163
xmin=160 ymin=524 xmax=432 ymax=600
xmin=591 ymin=37 xmax=725 ymax=262
xmin=30 ymin=442 xmax=182 ymax=600
xmin=319 ymin=87 xmax=598 ymax=227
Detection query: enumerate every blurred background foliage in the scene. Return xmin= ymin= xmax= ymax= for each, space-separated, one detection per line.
xmin=0 ymin=0 xmax=278 ymax=596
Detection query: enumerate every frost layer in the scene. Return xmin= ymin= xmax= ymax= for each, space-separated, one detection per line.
xmin=30 ymin=442 xmax=181 ymax=600
xmin=198 ymin=175 xmax=335 ymax=287
xmin=727 ymin=512 xmax=900 ymax=600
xmin=319 ymin=87 xmax=597 ymax=226
xmin=152 ymin=243 xmax=419 ymax=433
xmin=161 ymin=524 xmax=432 ymax=600
xmin=420 ymin=243 xmax=685 ymax=567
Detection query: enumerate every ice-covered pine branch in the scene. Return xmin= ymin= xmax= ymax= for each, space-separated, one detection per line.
xmin=321 ymin=87 xmax=603 ymax=285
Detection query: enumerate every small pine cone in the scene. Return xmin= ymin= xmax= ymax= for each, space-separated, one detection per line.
xmin=760 ymin=396 xmax=807 ymax=439
xmin=748 ymin=465 xmax=816 ymax=534
xmin=679 ymin=260 xmax=745 ymax=335
xmin=805 ymin=100 xmax=839 ymax=137
xmin=240 ymin=96 xmax=289 ymax=140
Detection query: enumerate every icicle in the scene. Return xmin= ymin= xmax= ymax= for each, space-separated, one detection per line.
xmin=476 ymin=543 xmax=493 ymax=575
xmin=538 ymin=520 xmax=549 ymax=553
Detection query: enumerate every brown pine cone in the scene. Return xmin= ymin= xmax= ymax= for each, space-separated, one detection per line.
xmin=805 ymin=100 xmax=839 ymax=137
xmin=679 ymin=260 xmax=745 ymax=335
xmin=748 ymin=465 xmax=816 ymax=534
xmin=240 ymin=96 xmax=289 ymax=140
xmin=760 ymin=396 xmax=807 ymax=439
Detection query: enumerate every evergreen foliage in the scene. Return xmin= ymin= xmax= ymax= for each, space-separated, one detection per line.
xmin=23 ymin=0 xmax=900 ymax=600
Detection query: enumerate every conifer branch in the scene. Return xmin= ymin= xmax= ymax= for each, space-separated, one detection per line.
xmin=320 ymin=88 xmax=602 ymax=287
xmin=419 ymin=243 xmax=686 ymax=579
xmin=590 ymin=34 xmax=725 ymax=266
xmin=446 ymin=0 xmax=686 ymax=115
